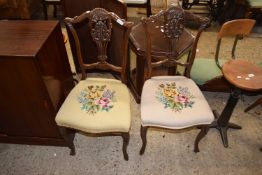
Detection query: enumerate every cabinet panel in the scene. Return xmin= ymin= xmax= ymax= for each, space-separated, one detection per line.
xmin=0 ymin=21 xmax=74 ymax=146
xmin=0 ymin=58 xmax=60 ymax=138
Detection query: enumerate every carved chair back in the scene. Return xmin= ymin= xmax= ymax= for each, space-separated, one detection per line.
xmin=141 ymin=6 xmax=210 ymax=79
xmin=215 ymin=19 xmax=256 ymax=68
xmin=64 ymin=8 xmax=133 ymax=83
xmin=61 ymin=0 xmax=127 ymax=74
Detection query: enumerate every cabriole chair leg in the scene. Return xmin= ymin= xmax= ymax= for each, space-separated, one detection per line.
xmin=194 ymin=126 xmax=209 ymax=153
xmin=122 ymin=133 xmax=129 ymax=161
xmin=59 ymin=127 xmax=76 ymax=155
xmin=140 ymin=125 xmax=148 ymax=155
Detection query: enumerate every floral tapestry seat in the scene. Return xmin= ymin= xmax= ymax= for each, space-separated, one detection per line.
xmin=56 ymin=78 xmax=131 ymax=133
xmin=141 ymin=76 xmax=214 ymax=129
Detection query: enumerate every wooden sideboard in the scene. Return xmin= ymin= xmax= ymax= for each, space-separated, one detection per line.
xmin=0 ymin=21 xmax=74 ymax=146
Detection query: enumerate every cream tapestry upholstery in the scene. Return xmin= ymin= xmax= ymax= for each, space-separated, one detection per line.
xmin=141 ymin=76 xmax=214 ymax=129
xmin=55 ymin=78 xmax=131 ymax=133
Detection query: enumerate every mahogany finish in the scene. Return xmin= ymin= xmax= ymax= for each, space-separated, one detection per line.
xmin=0 ymin=21 xmax=74 ymax=146
xmin=61 ymin=0 xmax=127 ymax=73
xmin=63 ymin=8 xmax=133 ymax=160
xmin=129 ymin=6 xmax=210 ymax=102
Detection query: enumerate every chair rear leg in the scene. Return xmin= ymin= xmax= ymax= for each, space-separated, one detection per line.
xmin=43 ymin=4 xmax=48 ymax=20
xmin=121 ymin=133 xmax=129 ymax=161
xmin=59 ymin=127 xmax=76 ymax=155
xmin=146 ymin=0 xmax=152 ymax=17
xmin=194 ymin=125 xmax=209 ymax=153
xmin=140 ymin=125 xmax=148 ymax=155
xmin=53 ymin=5 xmax=57 ymax=18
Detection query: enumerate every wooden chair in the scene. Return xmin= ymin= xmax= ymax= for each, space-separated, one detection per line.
xmin=138 ymin=6 xmax=214 ymax=154
xmin=182 ymin=0 xmax=215 ymax=16
xmin=247 ymin=0 xmax=262 ymax=18
xmin=42 ymin=0 xmax=60 ymax=20
xmin=128 ymin=4 xmax=211 ymax=102
xmin=55 ymin=8 xmax=133 ymax=160
xmin=190 ymin=19 xmax=256 ymax=92
xmin=123 ymin=0 xmax=152 ymax=17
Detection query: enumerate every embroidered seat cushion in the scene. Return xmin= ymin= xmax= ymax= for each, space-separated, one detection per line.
xmin=191 ymin=58 xmax=227 ymax=85
xmin=141 ymin=76 xmax=214 ymax=129
xmin=55 ymin=78 xmax=131 ymax=133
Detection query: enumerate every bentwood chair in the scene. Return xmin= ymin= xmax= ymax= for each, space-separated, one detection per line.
xmin=139 ymin=6 xmax=214 ymax=154
xmin=55 ymin=8 xmax=133 ymax=160
xmin=191 ymin=19 xmax=256 ymax=92
xmin=42 ymin=0 xmax=61 ymax=20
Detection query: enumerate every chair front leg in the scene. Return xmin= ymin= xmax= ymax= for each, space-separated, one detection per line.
xmin=122 ymin=133 xmax=130 ymax=161
xmin=194 ymin=125 xmax=209 ymax=153
xmin=140 ymin=125 xmax=148 ymax=155
xmin=58 ymin=127 xmax=76 ymax=155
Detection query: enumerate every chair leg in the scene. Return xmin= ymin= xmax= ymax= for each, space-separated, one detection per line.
xmin=121 ymin=133 xmax=129 ymax=161
xmin=53 ymin=5 xmax=57 ymax=18
xmin=140 ymin=125 xmax=148 ymax=155
xmin=43 ymin=4 xmax=48 ymax=20
xmin=194 ymin=125 xmax=209 ymax=153
xmin=58 ymin=127 xmax=76 ymax=155
xmin=244 ymin=97 xmax=262 ymax=112
xmin=146 ymin=0 xmax=152 ymax=17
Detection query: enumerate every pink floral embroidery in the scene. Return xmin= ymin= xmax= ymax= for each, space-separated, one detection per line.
xmin=78 ymin=85 xmax=116 ymax=115
xmin=156 ymin=82 xmax=194 ymax=112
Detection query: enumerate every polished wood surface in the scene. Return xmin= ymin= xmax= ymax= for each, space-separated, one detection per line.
xmin=196 ymin=19 xmax=256 ymax=92
xmin=61 ymin=0 xmax=127 ymax=73
xmin=130 ymin=22 xmax=194 ymax=57
xmin=129 ymin=7 xmax=210 ymax=102
xmin=0 ymin=20 xmax=74 ymax=146
xmin=217 ymin=19 xmax=256 ymax=39
xmin=222 ymin=59 xmax=262 ymax=91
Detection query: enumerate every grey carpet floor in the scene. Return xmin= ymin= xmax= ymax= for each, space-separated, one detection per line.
xmin=0 ymin=91 xmax=261 ymax=175
xmin=1 ymin=7 xmax=262 ymax=175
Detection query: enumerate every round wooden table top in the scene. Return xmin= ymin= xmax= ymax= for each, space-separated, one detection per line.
xmin=222 ymin=59 xmax=262 ymax=91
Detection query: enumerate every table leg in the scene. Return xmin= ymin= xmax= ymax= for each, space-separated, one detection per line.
xmin=210 ymin=88 xmax=242 ymax=147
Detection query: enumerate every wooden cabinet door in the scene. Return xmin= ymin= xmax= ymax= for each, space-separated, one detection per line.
xmin=0 ymin=58 xmax=61 ymax=138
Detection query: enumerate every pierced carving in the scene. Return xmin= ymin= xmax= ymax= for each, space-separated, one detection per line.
xmin=164 ymin=7 xmax=185 ymax=39
xmin=89 ymin=8 xmax=112 ymax=62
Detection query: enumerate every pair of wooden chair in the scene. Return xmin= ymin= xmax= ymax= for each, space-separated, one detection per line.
xmin=55 ymin=7 xmax=214 ymax=161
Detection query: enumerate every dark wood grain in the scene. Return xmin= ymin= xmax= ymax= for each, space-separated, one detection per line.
xmin=61 ymin=0 xmax=127 ymax=73
xmin=129 ymin=6 xmax=210 ymax=102
xmin=0 ymin=20 xmax=74 ymax=146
